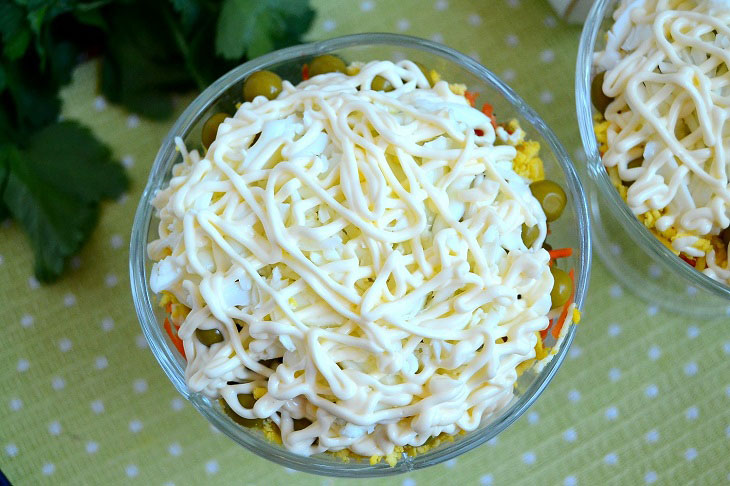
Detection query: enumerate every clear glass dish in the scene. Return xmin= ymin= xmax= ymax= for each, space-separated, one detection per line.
xmin=130 ymin=33 xmax=591 ymax=477
xmin=576 ymin=0 xmax=730 ymax=317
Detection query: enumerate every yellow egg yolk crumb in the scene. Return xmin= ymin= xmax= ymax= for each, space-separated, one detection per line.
xmin=512 ymin=139 xmax=544 ymax=182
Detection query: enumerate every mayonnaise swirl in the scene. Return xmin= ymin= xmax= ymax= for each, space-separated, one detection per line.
xmin=595 ymin=0 xmax=730 ymax=281
xmin=148 ymin=60 xmax=553 ymax=457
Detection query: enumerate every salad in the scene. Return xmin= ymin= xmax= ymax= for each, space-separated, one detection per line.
xmin=592 ymin=0 xmax=730 ymax=283
xmin=148 ymin=56 xmax=578 ymax=464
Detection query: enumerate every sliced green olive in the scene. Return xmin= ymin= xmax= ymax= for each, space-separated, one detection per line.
xmin=530 ymin=180 xmax=567 ymax=222
xmin=220 ymin=395 xmax=264 ymax=428
xmin=195 ymin=328 xmax=223 ymax=346
xmin=243 ymin=70 xmax=282 ymax=102
xmin=201 ymin=113 xmax=228 ymax=149
xmin=591 ymin=71 xmax=614 ymax=114
xmin=550 ymin=266 xmax=572 ymax=309
xmin=522 ymin=224 xmax=540 ymax=248
xmin=371 ymin=75 xmax=394 ymax=92
xmin=309 ymin=55 xmax=346 ymax=76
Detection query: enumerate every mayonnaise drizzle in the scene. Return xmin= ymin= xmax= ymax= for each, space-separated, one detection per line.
xmin=595 ymin=0 xmax=730 ymax=281
xmin=148 ymin=60 xmax=554 ymax=457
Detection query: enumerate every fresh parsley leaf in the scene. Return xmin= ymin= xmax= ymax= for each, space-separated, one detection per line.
xmin=0 ymin=0 xmax=314 ymax=282
xmin=169 ymin=0 xmax=202 ymax=31
xmin=0 ymin=2 xmax=31 ymax=60
xmin=99 ymin=2 xmax=200 ymax=119
xmin=216 ymin=0 xmax=315 ymax=60
xmin=26 ymin=121 xmax=128 ymax=202
xmin=0 ymin=146 xmax=9 ymax=221
xmin=2 ymin=59 xmax=61 ymax=139
xmin=1 ymin=121 xmax=128 ymax=282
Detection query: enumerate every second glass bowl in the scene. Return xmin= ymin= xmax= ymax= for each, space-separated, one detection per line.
xmin=576 ymin=0 xmax=730 ymax=317
xmin=131 ymin=33 xmax=591 ymax=476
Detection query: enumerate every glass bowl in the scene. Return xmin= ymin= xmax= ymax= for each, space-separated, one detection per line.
xmin=576 ymin=0 xmax=730 ymax=317
xmin=130 ymin=33 xmax=591 ymax=477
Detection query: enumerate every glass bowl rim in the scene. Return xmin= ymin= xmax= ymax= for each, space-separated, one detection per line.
xmin=575 ymin=0 xmax=730 ymax=299
xmin=130 ymin=32 xmax=592 ymax=477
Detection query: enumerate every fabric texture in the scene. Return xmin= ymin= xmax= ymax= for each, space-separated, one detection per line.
xmin=1 ymin=1 xmax=728 ymax=484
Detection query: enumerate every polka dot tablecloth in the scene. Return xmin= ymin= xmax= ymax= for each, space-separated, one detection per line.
xmin=2 ymin=1 xmax=729 ymax=485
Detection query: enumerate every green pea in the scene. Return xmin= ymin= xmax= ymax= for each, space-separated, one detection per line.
xmin=591 ymin=71 xmax=614 ymax=114
xmin=195 ymin=328 xmax=223 ymax=346
xmin=309 ymin=55 xmax=346 ymax=76
xmin=530 ymin=180 xmax=567 ymax=222
xmin=550 ymin=266 xmax=572 ymax=309
xmin=522 ymin=224 xmax=540 ymax=248
xmin=243 ymin=70 xmax=282 ymax=102
xmin=371 ymin=75 xmax=394 ymax=92
xmin=201 ymin=113 xmax=228 ymax=149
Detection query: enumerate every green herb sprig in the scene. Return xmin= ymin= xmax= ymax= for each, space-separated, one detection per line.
xmin=0 ymin=0 xmax=314 ymax=282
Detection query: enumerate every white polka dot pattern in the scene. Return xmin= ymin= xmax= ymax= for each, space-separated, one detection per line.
xmin=1 ymin=2 xmax=727 ymax=485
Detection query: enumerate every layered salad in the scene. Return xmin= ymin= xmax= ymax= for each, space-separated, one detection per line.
xmin=592 ymin=0 xmax=730 ymax=283
xmin=148 ymin=57 xmax=578 ymax=464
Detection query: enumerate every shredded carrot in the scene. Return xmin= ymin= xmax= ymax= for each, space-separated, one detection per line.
xmin=166 ymin=302 xmax=172 ymax=314
xmin=679 ymin=253 xmax=697 ymax=267
xmin=548 ymin=248 xmax=573 ymax=260
xmin=540 ymin=321 xmax=551 ymax=340
xmin=464 ymin=90 xmax=478 ymax=107
xmin=301 ymin=63 xmax=310 ymax=81
xmin=481 ymin=103 xmax=497 ymax=130
xmin=164 ymin=318 xmax=186 ymax=358
xmin=552 ymin=268 xmax=575 ymax=339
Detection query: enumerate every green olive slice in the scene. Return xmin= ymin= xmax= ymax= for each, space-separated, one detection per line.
xmin=220 ymin=396 xmax=264 ymax=428
xmin=201 ymin=113 xmax=228 ymax=149
xmin=530 ymin=180 xmax=567 ymax=222
xmin=243 ymin=70 xmax=282 ymax=102
xmin=522 ymin=224 xmax=540 ymax=248
xmin=550 ymin=266 xmax=572 ymax=309
xmin=195 ymin=328 xmax=224 ymax=346
xmin=591 ymin=71 xmax=614 ymax=114
xmin=309 ymin=55 xmax=346 ymax=76
xmin=371 ymin=75 xmax=394 ymax=92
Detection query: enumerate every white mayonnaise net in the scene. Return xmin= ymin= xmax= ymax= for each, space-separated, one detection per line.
xmin=594 ymin=0 xmax=730 ymax=281
xmin=148 ymin=60 xmax=554 ymax=457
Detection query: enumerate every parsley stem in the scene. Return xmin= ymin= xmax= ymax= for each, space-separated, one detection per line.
xmin=161 ymin=7 xmax=207 ymax=91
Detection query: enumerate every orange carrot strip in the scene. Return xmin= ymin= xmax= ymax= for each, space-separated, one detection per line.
xmin=464 ymin=90 xmax=478 ymax=107
xmin=548 ymin=248 xmax=573 ymax=260
xmin=302 ymin=63 xmax=310 ymax=81
xmin=552 ymin=268 xmax=575 ymax=339
xmin=164 ymin=318 xmax=186 ymax=358
xmin=481 ymin=102 xmax=498 ymax=130
xmin=166 ymin=302 xmax=172 ymax=314
xmin=540 ymin=321 xmax=551 ymax=340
